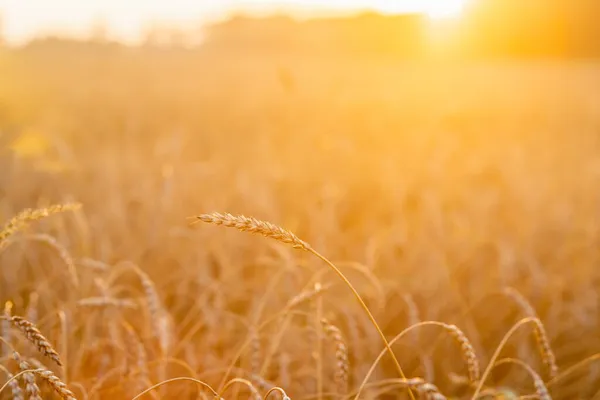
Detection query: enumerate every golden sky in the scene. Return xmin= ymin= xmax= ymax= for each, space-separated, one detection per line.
xmin=0 ymin=0 xmax=469 ymax=44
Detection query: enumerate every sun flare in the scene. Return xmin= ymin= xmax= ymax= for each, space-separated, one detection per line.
xmin=420 ymin=0 xmax=469 ymax=19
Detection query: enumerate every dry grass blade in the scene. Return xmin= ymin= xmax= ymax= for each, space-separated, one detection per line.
xmin=321 ymin=318 xmax=349 ymax=395
xmin=503 ymin=287 xmax=558 ymax=379
xmin=193 ymin=213 xmax=311 ymax=250
xmin=5 ymin=316 xmax=62 ymax=367
xmin=0 ymin=203 xmax=81 ymax=248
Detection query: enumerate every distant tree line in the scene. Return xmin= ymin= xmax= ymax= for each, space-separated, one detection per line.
xmin=203 ymin=0 xmax=600 ymax=59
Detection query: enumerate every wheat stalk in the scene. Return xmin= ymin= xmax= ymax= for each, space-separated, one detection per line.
xmin=355 ymin=320 xmax=476 ymax=399
xmin=0 ymin=203 xmax=81 ymax=248
xmin=76 ymin=297 xmax=138 ymax=309
xmin=192 ymin=212 xmax=413 ymax=399
xmin=25 ymin=293 xmax=39 ymax=325
xmin=366 ymin=378 xmax=447 ymax=400
xmin=4 ymin=316 xmax=62 ymax=366
xmin=2 ymin=301 xmax=13 ymax=358
xmin=220 ymin=378 xmax=262 ymax=400
xmin=321 ymin=318 xmax=349 ymax=395
xmin=121 ymin=322 xmax=151 ymax=398
xmin=287 ymin=282 xmax=332 ymax=308
xmin=503 ymin=287 xmax=558 ymax=379
xmin=77 ymin=257 xmax=110 ymax=272
xmin=402 ymin=294 xmax=434 ymax=381
xmin=17 ymin=233 xmax=80 ymax=287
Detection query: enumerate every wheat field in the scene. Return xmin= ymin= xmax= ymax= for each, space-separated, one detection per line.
xmin=0 ymin=44 xmax=600 ymax=399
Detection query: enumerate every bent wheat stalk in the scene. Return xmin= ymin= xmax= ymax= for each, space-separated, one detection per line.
xmin=355 ymin=320 xmax=473 ymax=399
xmin=191 ymin=212 xmax=413 ymax=399
xmin=495 ymin=358 xmax=551 ymax=400
xmin=471 ymin=317 xmax=544 ymax=400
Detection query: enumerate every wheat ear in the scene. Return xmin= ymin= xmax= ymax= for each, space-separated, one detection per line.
xmin=250 ymin=327 xmax=261 ymax=375
xmin=2 ymin=301 xmax=13 ymax=357
xmin=0 ymin=203 xmax=81 ymax=247
xmin=406 ymin=378 xmax=446 ymax=400
xmin=13 ymin=352 xmax=41 ymax=400
xmin=443 ymin=323 xmax=480 ymax=383
xmin=502 ymin=287 xmax=558 ymax=379
xmin=0 ymin=363 xmax=25 ymax=400
xmin=34 ymin=368 xmax=77 ymax=400
xmin=192 ymin=213 xmax=310 ymax=250
xmin=192 ymin=212 xmax=413 ymax=399
xmin=130 ymin=265 xmax=171 ymax=355
xmin=321 ymin=318 xmax=349 ymax=395
xmin=4 ymin=316 xmax=62 ymax=366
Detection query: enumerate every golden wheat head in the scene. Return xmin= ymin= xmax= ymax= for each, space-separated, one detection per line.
xmin=34 ymin=369 xmax=77 ymax=400
xmin=321 ymin=318 xmax=349 ymax=395
xmin=6 ymin=316 xmax=62 ymax=366
xmin=0 ymin=202 xmax=81 ymax=247
xmin=192 ymin=212 xmax=311 ymax=250
xmin=13 ymin=351 xmax=41 ymax=400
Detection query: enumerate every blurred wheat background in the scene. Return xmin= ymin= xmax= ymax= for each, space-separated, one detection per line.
xmin=0 ymin=1 xmax=599 ymax=399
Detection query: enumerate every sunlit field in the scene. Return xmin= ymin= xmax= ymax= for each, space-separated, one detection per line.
xmin=1 ymin=35 xmax=600 ymax=399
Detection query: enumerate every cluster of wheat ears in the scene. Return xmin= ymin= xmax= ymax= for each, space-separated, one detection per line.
xmin=0 ymin=203 xmax=597 ymax=400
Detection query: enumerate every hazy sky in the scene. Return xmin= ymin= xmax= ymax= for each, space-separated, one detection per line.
xmin=0 ymin=0 xmax=468 ymax=44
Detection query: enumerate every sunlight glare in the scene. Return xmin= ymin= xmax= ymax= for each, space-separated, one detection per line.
xmin=421 ymin=0 xmax=469 ymax=19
